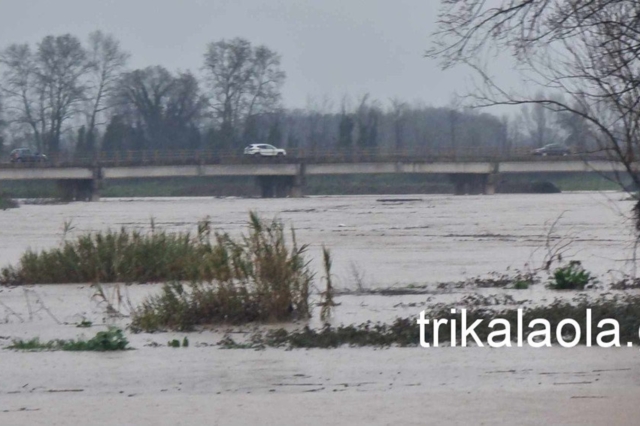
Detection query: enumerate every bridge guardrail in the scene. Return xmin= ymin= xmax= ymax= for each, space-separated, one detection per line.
xmin=0 ymin=147 xmax=615 ymax=169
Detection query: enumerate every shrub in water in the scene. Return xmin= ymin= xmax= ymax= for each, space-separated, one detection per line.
xmin=0 ymin=212 xmax=314 ymax=295
xmin=130 ymin=213 xmax=314 ymax=331
xmin=8 ymin=327 xmax=129 ymax=351
xmin=548 ymin=261 xmax=595 ymax=290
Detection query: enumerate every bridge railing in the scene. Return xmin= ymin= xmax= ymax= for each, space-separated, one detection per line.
xmin=0 ymin=147 xmax=613 ymax=169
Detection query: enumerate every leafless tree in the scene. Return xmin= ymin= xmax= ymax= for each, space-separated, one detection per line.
xmin=203 ymin=38 xmax=285 ymax=147
xmin=354 ymin=93 xmax=380 ymax=150
xmin=389 ymin=98 xmax=408 ymax=152
xmin=0 ymin=44 xmax=47 ymax=152
xmin=36 ymin=34 xmax=91 ymax=153
xmin=84 ymin=31 xmax=129 ymax=152
xmin=429 ymin=1 xmax=640 ymax=191
xmin=0 ymin=95 xmax=6 ymax=152
xmin=1 ymin=35 xmax=91 ymax=155
xmin=114 ymin=66 xmax=206 ymax=149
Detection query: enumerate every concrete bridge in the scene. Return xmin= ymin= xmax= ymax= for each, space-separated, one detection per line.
xmin=0 ymin=150 xmax=628 ymax=200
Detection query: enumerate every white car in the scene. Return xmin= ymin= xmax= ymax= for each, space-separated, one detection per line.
xmin=243 ymin=144 xmax=286 ymax=157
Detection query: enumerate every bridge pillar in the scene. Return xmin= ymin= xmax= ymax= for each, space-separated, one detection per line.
xmin=484 ymin=173 xmax=499 ymax=195
xmin=91 ymin=167 xmax=103 ymax=201
xmin=290 ymin=164 xmax=306 ymax=198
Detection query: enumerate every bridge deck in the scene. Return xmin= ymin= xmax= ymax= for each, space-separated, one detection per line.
xmin=0 ymin=152 xmax=629 ymax=181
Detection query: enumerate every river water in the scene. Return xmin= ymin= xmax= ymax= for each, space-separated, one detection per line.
xmin=2 ymin=192 xmax=640 ymax=425
xmin=1 ymin=192 xmax=636 ymax=287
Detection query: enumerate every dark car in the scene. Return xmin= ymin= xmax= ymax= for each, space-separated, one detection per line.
xmin=9 ymin=148 xmax=48 ymax=163
xmin=531 ymin=143 xmax=571 ymax=156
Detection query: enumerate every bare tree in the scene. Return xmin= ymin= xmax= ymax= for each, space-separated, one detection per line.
xmin=0 ymin=95 xmax=6 ymax=153
xmin=84 ymin=31 xmax=129 ymax=153
xmin=203 ymin=38 xmax=285 ymax=147
xmin=354 ymin=94 xmax=380 ymax=150
xmin=36 ymin=34 xmax=90 ymax=153
xmin=114 ymin=66 xmax=206 ymax=149
xmin=428 ymin=1 xmax=640 ymax=195
xmin=0 ymin=44 xmax=46 ymax=151
xmin=389 ymin=98 xmax=408 ymax=152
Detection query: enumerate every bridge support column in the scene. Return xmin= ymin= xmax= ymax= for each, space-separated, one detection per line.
xmin=290 ymin=164 xmax=306 ymax=198
xmin=91 ymin=167 xmax=102 ymax=201
xmin=484 ymin=173 xmax=499 ymax=195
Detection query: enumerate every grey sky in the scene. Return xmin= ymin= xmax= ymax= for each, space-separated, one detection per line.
xmin=0 ymin=0 xmax=490 ymax=111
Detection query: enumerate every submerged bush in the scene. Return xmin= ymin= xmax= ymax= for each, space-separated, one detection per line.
xmin=8 ymin=327 xmax=129 ymax=351
xmin=548 ymin=261 xmax=595 ymax=290
xmin=1 ymin=225 xmax=205 ymax=285
xmin=130 ymin=213 xmax=314 ymax=331
xmin=219 ymin=295 xmax=640 ymax=349
xmin=0 ymin=212 xmax=313 ymax=290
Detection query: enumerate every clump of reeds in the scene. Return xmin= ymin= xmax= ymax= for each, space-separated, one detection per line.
xmin=0 ymin=213 xmax=311 ymax=288
xmin=129 ymin=212 xmax=314 ymax=331
xmin=319 ymin=246 xmax=336 ymax=322
xmin=2 ymin=212 xmax=319 ymax=329
xmin=1 ymin=223 xmax=205 ymax=284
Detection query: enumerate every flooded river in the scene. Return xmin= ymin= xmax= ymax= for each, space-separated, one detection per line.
xmin=1 ymin=192 xmax=636 ymax=287
xmin=2 ymin=192 xmax=640 ymax=425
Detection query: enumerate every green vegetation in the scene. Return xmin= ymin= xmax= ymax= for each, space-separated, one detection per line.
xmin=500 ymin=172 xmax=621 ymax=192
xmin=8 ymin=327 xmax=129 ymax=351
xmin=512 ymin=279 xmax=530 ymax=290
xmin=94 ymin=173 xmax=624 ymax=196
xmin=101 ymin=176 xmax=258 ymax=197
xmin=0 ymin=172 xmax=623 ymax=201
xmin=0 ymin=181 xmax=62 ymax=199
xmin=0 ymin=213 xmax=313 ymax=290
xmin=548 ymin=261 xmax=596 ymax=290
xmin=167 ymin=337 xmax=189 ymax=348
xmin=2 ymin=212 xmax=321 ymax=330
xmin=129 ymin=213 xmax=314 ymax=331
xmin=76 ymin=319 xmax=93 ymax=328
xmin=319 ymin=247 xmax=337 ymax=322
xmin=219 ymin=295 xmax=640 ymax=348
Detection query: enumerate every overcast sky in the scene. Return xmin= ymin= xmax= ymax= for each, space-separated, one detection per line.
xmin=0 ymin=0 xmax=507 ymax=112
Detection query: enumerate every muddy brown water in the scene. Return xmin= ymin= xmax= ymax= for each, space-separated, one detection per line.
xmin=1 ymin=192 xmax=640 ymax=425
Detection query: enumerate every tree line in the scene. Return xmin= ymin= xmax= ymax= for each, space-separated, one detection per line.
xmin=0 ymin=32 xmax=591 ymax=158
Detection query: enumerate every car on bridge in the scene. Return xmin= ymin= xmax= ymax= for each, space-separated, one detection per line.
xmin=9 ymin=148 xmax=48 ymax=163
xmin=531 ymin=143 xmax=571 ymax=156
xmin=243 ymin=144 xmax=287 ymax=157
